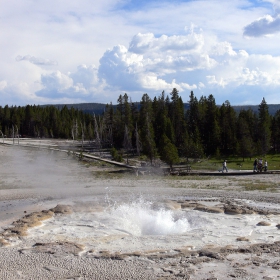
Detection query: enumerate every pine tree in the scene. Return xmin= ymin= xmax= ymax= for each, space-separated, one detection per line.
xmin=257 ymin=98 xmax=271 ymax=155
xmin=237 ymin=110 xmax=254 ymax=160
xmin=152 ymin=91 xmax=175 ymax=147
xmin=203 ymin=94 xmax=220 ymax=156
xmin=185 ymin=91 xmax=204 ymax=159
xmin=271 ymin=110 xmax=280 ymax=153
xmin=103 ymin=103 xmax=114 ymax=147
xmin=219 ymin=100 xmax=237 ymax=155
xmin=159 ymin=134 xmax=179 ymax=170
xmin=139 ymin=94 xmax=156 ymax=163
xmin=168 ymin=88 xmax=187 ymax=153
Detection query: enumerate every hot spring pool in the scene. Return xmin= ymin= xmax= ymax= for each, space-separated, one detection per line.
xmin=26 ymin=197 xmax=280 ymax=255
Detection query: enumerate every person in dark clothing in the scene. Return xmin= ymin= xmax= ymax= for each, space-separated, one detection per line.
xmin=253 ymin=158 xmax=258 ymax=172
xmin=264 ymin=160 xmax=268 ymax=172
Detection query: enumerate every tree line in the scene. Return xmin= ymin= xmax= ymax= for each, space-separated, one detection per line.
xmin=1 ymin=89 xmax=280 ymax=166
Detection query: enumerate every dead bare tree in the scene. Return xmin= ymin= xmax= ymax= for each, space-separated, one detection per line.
xmin=123 ymin=125 xmax=132 ymax=164
xmin=93 ymin=114 xmax=102 ymax=156
xmin=107 ymin=125 xmax=113 ymax=147
xmin=75 ymin=119 xmax=78 ymax=140
xmin=72 ymin=119 xmax=78 ymax=142
xmin=98 ymin=117 xmax=103 ymax=140
xmin=71 ymin=126 xmax=75 ymax=142
xmin=0 ymin=130 xmax=4 ymax=143
xmin=135 ymin=123 xmax=142 ymax=156
xmin=98 ymin=115 xmax=104 ymax=144
xmin=15 ymin=125 xmax=19 ymax=145
xmin=12 ymin=125 xmax=15 ymax=145
xmin=80 ymin=122 xmax=85 ymax=149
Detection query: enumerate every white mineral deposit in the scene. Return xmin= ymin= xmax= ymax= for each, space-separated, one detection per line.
xmin=0 ymin=140 xmax=280 ymax=279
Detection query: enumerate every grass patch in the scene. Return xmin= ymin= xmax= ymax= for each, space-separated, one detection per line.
xmin=171 ymin=182 xmax=199 ymax=188
xmin=185 ymin=154 xmax=280 ymax=171
xmin=170 ymin=182 xmax=219 ymax=189
xmin=241 ymin=182 xmax=278 ymax=191
xmin=165 ymin=175 xmax=215 ymax=181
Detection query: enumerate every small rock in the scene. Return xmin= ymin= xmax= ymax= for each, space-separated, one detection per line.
xmin=236 ymin=237 xmax=250 ymax=242
xmin=50 ymin=204 xmax=73 ymax=214
xmin=198 ymin=250 xmax=223 ymax=260
xmin=224 ymin=206 xmax=243 ymax=215
xmin=194 ymin=205 xmax=224 ymax=213
xmin=257 ymin=221 xmax=271 ymax=226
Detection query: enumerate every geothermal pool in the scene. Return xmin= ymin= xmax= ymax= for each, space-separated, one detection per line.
xmin=26 ymin=197 xmax=280 ymax=255
xmin=1 ymin=143 xmax=280 ymax=257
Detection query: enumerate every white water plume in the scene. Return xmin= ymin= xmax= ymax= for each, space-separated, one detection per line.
xmin=108 ymin=200 xmax=191 ymax=236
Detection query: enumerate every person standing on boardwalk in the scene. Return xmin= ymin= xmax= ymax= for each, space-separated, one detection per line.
xmin=253 ymin=158 xmax=258 ymax=172
xmin=222 ymin=160 xmax=228 ymax=173
xmin=264 ymin=160 xmax=268 ymax=172
xmin=258 ymin=158 xmax=263 ymax=172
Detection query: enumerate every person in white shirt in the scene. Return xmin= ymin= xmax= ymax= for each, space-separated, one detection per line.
xmin=222 ymin=160 xmax=228 ymax=173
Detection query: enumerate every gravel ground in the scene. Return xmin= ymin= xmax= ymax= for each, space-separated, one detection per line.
xmin=0 ymin=142 xmax=280 ymax=279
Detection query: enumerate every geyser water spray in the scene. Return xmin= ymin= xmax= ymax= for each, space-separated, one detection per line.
xmin=108 ymin=199 xmax=191 ymax=236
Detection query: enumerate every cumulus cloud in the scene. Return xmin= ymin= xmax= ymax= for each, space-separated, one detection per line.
xmin=70 ymin=64 xmax=99 ymax=89
xmin=128 ymin=29 xmax=204 ymax=54
xmin=36 ymin=65 xmax=103 ymax=100
xmin=243 ymin=14 xmax=280 ymax=37
xmin=205 ymin=51 xmax=280 ymax=90
xmin=3 ymin=25 xmax=280 ymax=106
xmin=243 ymin=1 xmax=280 ymax=37
xmin=98 ymin=28 xmax=216 ymax=94
xmin=95 ymin=26 xmax=280 ymax=104
xmin=16 ymin=55 xmax=57 ymax=66
xmin=3 ymin=0 xmax=280 ymax=106
xmin=36 ymin=71 xmax=71 ymax=98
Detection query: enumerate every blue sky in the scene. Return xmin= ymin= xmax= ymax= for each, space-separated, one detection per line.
xmin=1 ymin=0 xmax=280 ymax=106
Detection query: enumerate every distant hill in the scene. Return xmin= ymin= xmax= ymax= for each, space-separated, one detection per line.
xmin=45 ymin=102 xmax=280 ymax=116
xmin=231 ymin=104 xmax=280 ymax=116
xmin=43 ymin=103 xmax=108 ymax=115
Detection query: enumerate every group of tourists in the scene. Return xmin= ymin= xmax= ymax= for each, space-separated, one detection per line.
xmin=253 ymin=158 xmax=268 ymax=172
xmin=221 ymin=158 xmax=268 ymax=173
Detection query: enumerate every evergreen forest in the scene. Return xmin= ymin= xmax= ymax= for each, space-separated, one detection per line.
xmin=1 ymin=89 xmax=280 ymax=166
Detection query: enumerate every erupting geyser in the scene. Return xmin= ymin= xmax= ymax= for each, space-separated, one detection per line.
xmin=24 ymin=197 xmax=280 ymax=256
xmin=107 ymin=200 xmax=193 ymax=236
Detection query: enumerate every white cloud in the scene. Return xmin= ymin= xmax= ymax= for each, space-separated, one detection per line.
xmin=98 ymin=28 xmax=216 ymax=94
xmin=243 ymin=0 xmax=280 ymax=37
xmin=205 ymin=49 xmax=280 ymax=89
xmin=16 ymin=55 xmax=57 ymax=66
xmin=1 ymin=0 xmax=280 ymax=105
xmin=128 ymin=28 xmax=204 ymax=54
xmin=0 ymin=81 xmax=8 ymax=91
xmin=97 ymin=27 xmax=280 ymax=97
xmin=42 ymin=71 xmax=73 ymax=90
xmin=35 ymin=64 xmax=110 ymax=103
xmin=70 ymin=64 xmax=99 ymax=89
xmin=243 ymin=14 xmax=280 ymax=37
xmin=209 ymin=42 xmax=237 ymax=57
